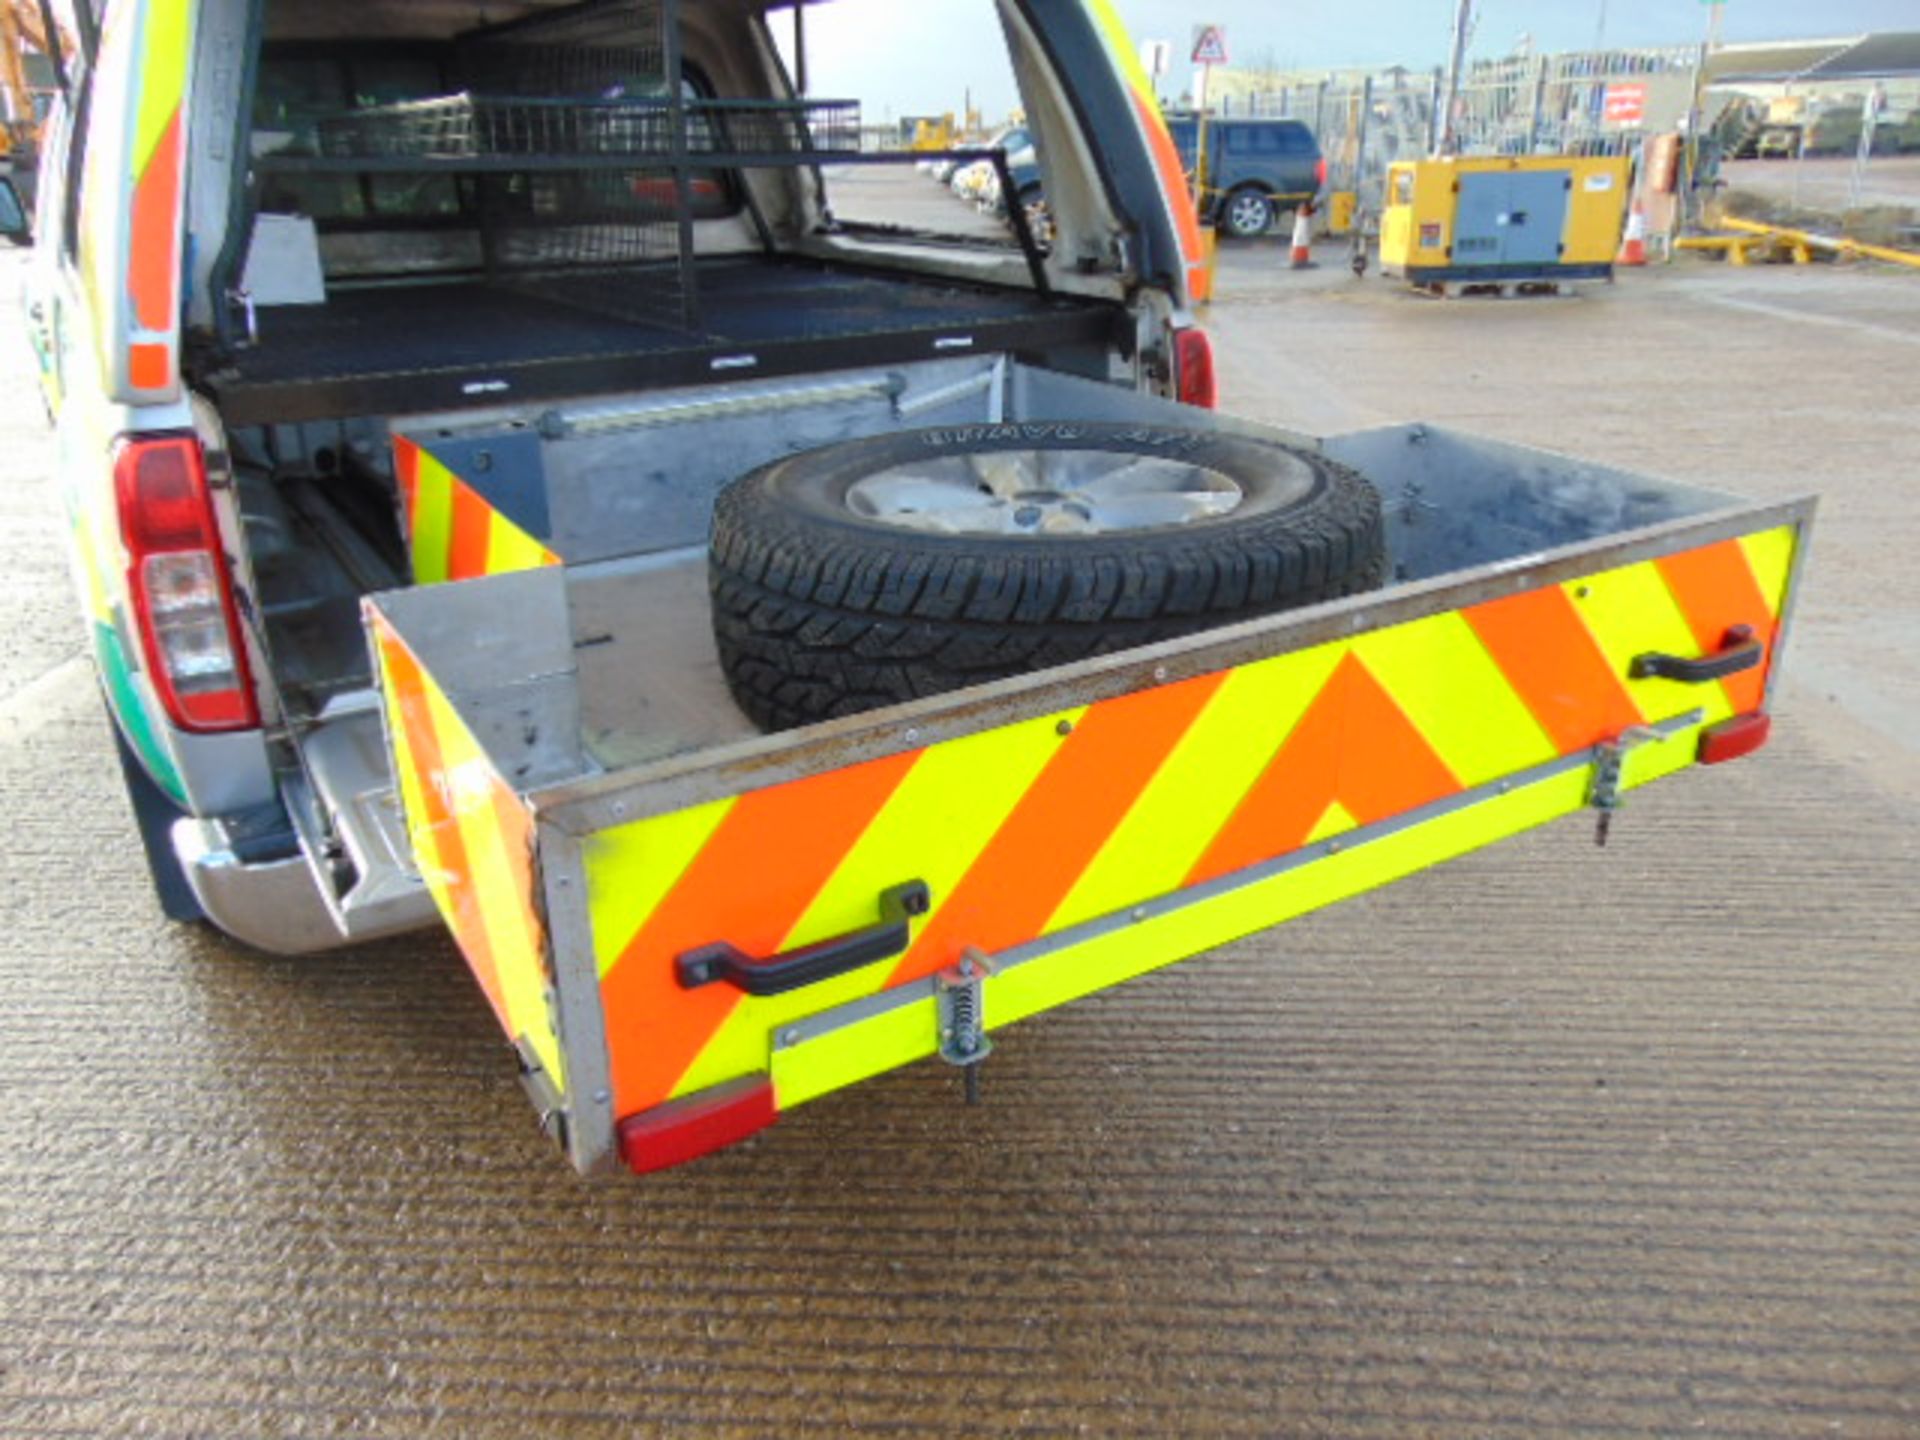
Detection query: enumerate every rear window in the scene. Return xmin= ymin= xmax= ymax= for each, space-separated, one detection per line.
xmin=1222 ymin=124 xmax=1316 ymax=157
xmin=764 ymin=0 xmax=1036 ymax=251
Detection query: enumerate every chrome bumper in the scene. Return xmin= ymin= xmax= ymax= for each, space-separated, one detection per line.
xmin=172 ymin=814 xmax=437 ymax=955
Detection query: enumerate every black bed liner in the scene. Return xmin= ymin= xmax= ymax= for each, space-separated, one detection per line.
xmin=194 ymin=256 xmax=1123 ymax=426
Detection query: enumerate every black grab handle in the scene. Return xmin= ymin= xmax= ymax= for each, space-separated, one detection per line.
xmin=1630 ymin=625 xmax=1763 ymax=685
xmin=676 ymin=882 xmax=931 ymax=996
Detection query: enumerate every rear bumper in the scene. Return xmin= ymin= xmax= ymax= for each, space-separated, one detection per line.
xmin=173 ymin=815 xmax=437 ymax=955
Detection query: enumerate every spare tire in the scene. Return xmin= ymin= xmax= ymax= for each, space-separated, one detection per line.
xmin=709 ymin=421 xmax=1386 ymax=732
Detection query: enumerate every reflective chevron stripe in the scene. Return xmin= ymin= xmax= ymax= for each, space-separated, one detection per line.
xmin=564 ymin=527 xmax=1797 ymax=1123
xmin=371 ymin=610 xmax=566 ymax=1094
xmin=395 ymin=437 xmax=560 ymax=586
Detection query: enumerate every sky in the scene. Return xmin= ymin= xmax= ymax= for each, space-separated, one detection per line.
xmin=781 ymin=0 xmax=1917 ymax=122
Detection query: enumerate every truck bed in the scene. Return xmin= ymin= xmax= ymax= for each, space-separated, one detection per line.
xmin=195 ymin=256 xmax=1120 ymax=426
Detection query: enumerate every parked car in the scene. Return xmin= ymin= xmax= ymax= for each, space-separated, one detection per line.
xmin=996 ymin=146 xmax=1053 ymax=253
xmin=935 ymin=124 xmax=1028 ymax=191
xmin=1165 ymin=113 xmax=1326 ymax=238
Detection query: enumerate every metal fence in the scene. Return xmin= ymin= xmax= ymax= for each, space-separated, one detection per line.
xmin=1217 ymin=47 xmax=1701 ymax=212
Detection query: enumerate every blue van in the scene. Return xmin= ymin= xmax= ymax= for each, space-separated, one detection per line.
xmin=1165 ymin=113 xmax=1325 ymax=237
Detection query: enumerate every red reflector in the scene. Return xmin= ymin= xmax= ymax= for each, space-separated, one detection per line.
xmin=1698 ymin=711 xmax=1771 ymax=765
xmin=1172 ymin=325 xmax=1217 ymax=410
xmin=618 ymin=1076 xmax=777 ymax=1175
xmin=1315 ymin=157 xmax=1328 ymax=188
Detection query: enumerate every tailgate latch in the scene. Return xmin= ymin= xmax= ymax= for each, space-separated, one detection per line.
xmin=936 ymin=948 xmax=995 ymax=1105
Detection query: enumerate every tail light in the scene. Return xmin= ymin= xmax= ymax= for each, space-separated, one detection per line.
xmin=113 ymin=434 xmax=259 ymax=733
xmin=1172 ymin=325 xmax=1218 ymax=410
xmin=1316 ymin=157 xmax=1328 ymax=189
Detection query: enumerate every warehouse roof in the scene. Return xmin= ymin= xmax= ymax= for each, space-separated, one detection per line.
xmin=1708 ymin=32 xmax=1920 ymax=83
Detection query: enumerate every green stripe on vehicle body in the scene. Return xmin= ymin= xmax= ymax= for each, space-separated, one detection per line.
xmin=94 ymin=619 xmax=186 ymax=805
xmin=65 ymin=477 xmax=187 ymax=805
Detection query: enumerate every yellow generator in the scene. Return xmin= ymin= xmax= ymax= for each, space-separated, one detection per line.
xmin=1379 ymin=155 xmax=1630 ymax=290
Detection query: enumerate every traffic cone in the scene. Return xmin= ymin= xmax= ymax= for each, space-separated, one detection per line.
xmin=1617 ymin=202 xmax=1648 ymax=267
xmin=1289 ymin=203 xmax=1314 ymax=270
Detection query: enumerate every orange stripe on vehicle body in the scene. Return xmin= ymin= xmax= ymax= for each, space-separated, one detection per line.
xmin=447 ymin=483 xmax=494 ymax=582
xmin=1655 ymin=541 xmax=1776 ymax=716
xmin=598 ymin=750 xmax=919 ymax=1117
xmin=128 ymin=111 xmax=183 ymax=336
xmin=1189 ymin=652 xmax=1461 ymax=886
xmin=887 ymin=672 xmax=1226 ymax=987
xmin=127 ymin=344 xmax=170 ymax=392
xmin=375 ymin=628 xmax=508 ymax=1026
xmin=1464 ymin=586 xmax=1647 ymax=754
xmin=394 ymin=437 xmax=422 ymax=535
xmin=1131 ymin=92 xmax=1210 ymax=301
xmin=125 ymin=108 xmax=184 ymax=392
xmin=428 ymin=682 xmax=564 ymax=1088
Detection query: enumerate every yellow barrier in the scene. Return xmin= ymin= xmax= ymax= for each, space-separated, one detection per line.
xmin=1717 ymin=215 xmax=1920 ymax=271
xmin=1675 ymin=233 xmax=1812 ymax=267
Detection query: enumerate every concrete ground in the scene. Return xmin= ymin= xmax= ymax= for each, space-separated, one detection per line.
xmin=2 ymin=232 xmax=1918 ymax=1437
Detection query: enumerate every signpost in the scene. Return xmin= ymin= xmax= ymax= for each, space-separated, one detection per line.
xmin=1141 ymin=38 xmax=1172 ymax=104
xmin=1191 ymin=23 xmax=1227 ymax=108
xmin=1190 ymin=24 xmax=1227 ymax=213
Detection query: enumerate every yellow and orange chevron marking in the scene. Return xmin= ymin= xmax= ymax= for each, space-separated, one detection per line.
xmin=568 ymin=527 xmax=1796 ymax=1121
xmin=395 ymin=437 xmax=561 ymax=586
xmin=371 ymin=612 xmax=565 ymax=1093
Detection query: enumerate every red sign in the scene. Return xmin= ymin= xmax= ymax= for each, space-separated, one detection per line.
xmin=1603 ymin=82 xmax=1646 ymax=126
xmin=1191 ymin=24 xmax=1229 ymax=66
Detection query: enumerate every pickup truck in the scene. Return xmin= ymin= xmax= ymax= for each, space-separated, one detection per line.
xmin=1166 ymin=112 xmax=1325 ymax=238
xmin=25 ymin=0 xmax=1811 ymax=1178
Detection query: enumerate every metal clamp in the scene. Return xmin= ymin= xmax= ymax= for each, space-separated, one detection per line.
xmin=936 ymin=948 xmax=995 ymax=1104
xmin=1588 ymin=725 xmax=1659 ymax=847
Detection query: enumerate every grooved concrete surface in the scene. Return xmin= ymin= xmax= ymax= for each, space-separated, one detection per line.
xmin=3 ymin=243 xmax=1919 ymax=1438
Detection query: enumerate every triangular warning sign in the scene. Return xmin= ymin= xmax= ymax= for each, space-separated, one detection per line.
xmin=1191 ymin=24 xmax=1229 ymax=66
